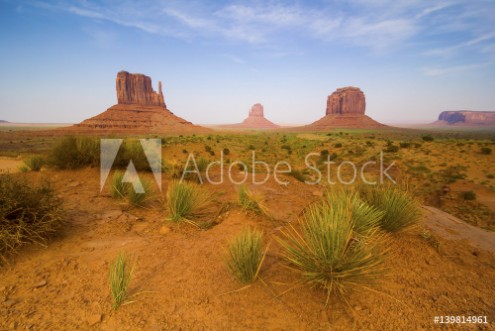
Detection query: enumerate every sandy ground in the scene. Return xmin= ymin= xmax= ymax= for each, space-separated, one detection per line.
xmin=0 ymin=157 xmax=22 ymax=174
xmin=1 ymin=168 xmax=494 ymax=330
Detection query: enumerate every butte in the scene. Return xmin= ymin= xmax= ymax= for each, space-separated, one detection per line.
xmin=300 ymin=87 xmax=385 ymax=130
xmin=66 ymin=71 xmax=209 ymax=134
xmin=221 ymin=103 xmax=279 ymax=129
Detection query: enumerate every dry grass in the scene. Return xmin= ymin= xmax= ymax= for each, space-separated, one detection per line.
xmin=226 ymin=227 xmax=265 ymax=284
xmin=166 ymin=181 xmax=214 ymax=226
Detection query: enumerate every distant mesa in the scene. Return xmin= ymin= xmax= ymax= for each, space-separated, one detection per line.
xmin=221 ymin=103 xmax=279 ymax=129
xmin=67 ymin=71 xmax=208 ymax=133
xmin=300 ymin=86 xmax=385 ymax=130
xmin=0 ymin=120 xmax=9 ymax=123
xmin=432 ymin=111 xmax=495 ymax=127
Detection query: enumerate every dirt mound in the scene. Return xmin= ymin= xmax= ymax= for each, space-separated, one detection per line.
xmin=65 ymin=104 xmax=210 ymax=134
xmin=297 ymin=114 xmax=386 ymax=130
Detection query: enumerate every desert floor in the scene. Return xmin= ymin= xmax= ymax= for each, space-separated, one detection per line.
xmin=0 ymin=129 xmax=494 ymax=330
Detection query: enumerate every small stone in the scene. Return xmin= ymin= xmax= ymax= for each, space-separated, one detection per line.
xmin=87 ymin=313 xmax=102 ymax=326
xmin=33 ymin=280 xmax=47 ymax=288
xmin=159 ymin=226 xmax=171 ymax=235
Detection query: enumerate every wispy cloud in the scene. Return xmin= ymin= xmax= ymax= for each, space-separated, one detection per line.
xmin=421 ymin=62 xmax=491 ymax=77
xmin=23 ymin=0 xmax=495 ymax=60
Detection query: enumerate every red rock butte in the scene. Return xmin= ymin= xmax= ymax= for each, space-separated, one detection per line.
xmin=66 ymin=71 xmax=208 ymax=134
xmin=301 ymin=86 xmax=385 ymax=130
xmin=221 ymin=103 xmax=279 ymax=129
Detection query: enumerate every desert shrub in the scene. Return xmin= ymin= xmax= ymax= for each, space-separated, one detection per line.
xmin=399 ymin=142 xmax=411 ymax=148
xmin=481 ymin=147 xmax=492 ymax=155
xmin=334 ymin=143 xmax=343 ymax=148
xmin=460 ymin=191 xmax=476 ymax=200
xmin=439 ymin=165 xmax=466 ymax=184
xmin=238 ymin=185 xmax=268 ymax=216
xmin=49 ymin=136 xmax=99 ymax=169
xmin=223 ymin=148 xmax=230 ymax=156
xmin=422 ymin=135 xmax=434 ymax=142
xmin=248 ymin=145 xmax=255 ymax=150
xmin=0 ymin=175 xmax=63 ymax=260
xmin=127 ymin=177 xmax=152 ymax=207
xmin=277 ymin=199 xmax=385 ymax=303
xmin=25 ymin=155 xmax=45 ymax=171
xmin=110 ymin=171 xmax=130 ymax=199
xmin=196 ymin=157 xmax=209 ymax=172
xmin=109 ymin=252 xmax=134 ymax=310
xmin=18 ymin=165 xmax=29 ymax=173
xmin=227 ymin=228 xmax=265 ymax=284
xmin=363 ymin=187 xmax=420 ymax=232
xmin=166 ymin=181 xmax=213 ymax=223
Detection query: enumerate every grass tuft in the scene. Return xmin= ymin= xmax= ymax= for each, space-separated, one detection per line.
xmin=109 ymin=252 xmax=134 ymax=310
xmin=227 ymin=227 xmax=265 ymax=284
xmin=110 ymin=171 xmax=130 ymax=199
xmin=24 ymin=155 xmax=45 ymax=171
xmin=166 ymin=181 xmax=213 ymax=223
xmin=238 ymin=185 xmax=268 ymax=216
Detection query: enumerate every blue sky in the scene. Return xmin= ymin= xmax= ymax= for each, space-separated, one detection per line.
xmin=0 ymin=0 xmax=494 ymax=125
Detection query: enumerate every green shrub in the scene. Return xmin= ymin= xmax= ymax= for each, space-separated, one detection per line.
xmin=399 ymin=142 xmax=411 ymax=148
xmin=223 ymin=148 xmax=230 ymax=156
xmin=25 ymin=155 xmax=45 ymax=171
xmin=363 ymin=187 xmax=420 ymax=232
xmin=109 ymin=252 xmax=134 ymax=310
xmin=227 ymin=228 xmax=265 ymax=284
xmin=334 ymin=143 xmax=343 ymax=148
xmin=481 ymin=147 xmax=492 ymax=155
xmin=166 ymin=181 xmax=213 ymax=224
xmin=277 ymin=199 xmax=385 ymax=303
xmin=422 ymin=135 xmax=434 ymax=142
xmin=238 ymin=185 xmax=268 ymax=216
xmin=49 ymin=136 xmax=99 ymax=169
xmin=0 ymin=175 xmax=64 ymax=260
xmin=460 ymin=191 xmax=476 ymax=201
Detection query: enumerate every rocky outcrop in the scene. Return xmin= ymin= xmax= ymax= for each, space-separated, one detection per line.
xmin=435 ymin=111 xmax=495 ymax=126
xmin=326 ymin=87 xmax=365 ymax=115
xmin=116 ymin=71 xmax=165 ymax=107
xmin=221 ymin=103 xmax=279 ymax=129
xmin=65 ymin=71 xmax=209 ymax=134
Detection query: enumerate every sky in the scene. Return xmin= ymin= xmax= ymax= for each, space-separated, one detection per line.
xmin=0 ymin=0 xmax=494 ymax=125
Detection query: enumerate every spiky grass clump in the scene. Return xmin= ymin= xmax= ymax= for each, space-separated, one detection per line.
xmin=127 ymin=178 xmax=152 ymax=207
xmin=238 ymin=185 xmax=268 ymax=216
xmin=110 ymin=171 xmax=130 ymax=199
xmin=24 ymin=155 xmax=45 ymax=171
xmin=363 ymin=186 xmax=420 ymax=232
xmin=227 ymin=228 xmax=265 ymax=284
xmin=0 ymin=175 xmax=64 ymax=261
xmin=324 ymin=190 xmax=384 ymax=236
xmin=277 ymin=197 xmax=385 ymax=303
xmin=166 ymin=181 xmax=213 ymax=223
xmin=109 ymin=252 xmax=134 ymax=310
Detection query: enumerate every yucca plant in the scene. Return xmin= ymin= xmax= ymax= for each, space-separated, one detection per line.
xmin=227 ymin=227 xmax=265 ymax=284
xmin=363 ymin=186 xmax=420 ymax=232
xmin=166 ymin=181 xmax=213 ymax=223
xmin=277 ymin=199 xmax=385 ymax=304
xmin=24 ymin=155 xmax=45 ymax=171
xmin=109 ymin=252 xmax=134 ymax=310
xmin=238 ymin=185 xmax=268 ymax=216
